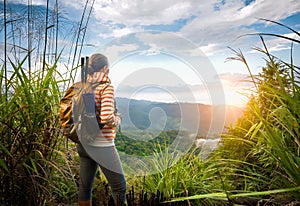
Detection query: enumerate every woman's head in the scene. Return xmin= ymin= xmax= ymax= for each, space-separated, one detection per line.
xmin=88 ymin=53 xmax=109 ymax=75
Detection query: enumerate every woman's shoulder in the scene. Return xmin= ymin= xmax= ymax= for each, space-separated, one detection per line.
xmin=95 ymin=83 xmax=114 ymax=93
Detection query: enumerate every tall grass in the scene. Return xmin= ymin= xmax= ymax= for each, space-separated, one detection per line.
xmin=129 ymin=143 xmax=238 ymax=206
xmin=217 ymin=21 xmax=300 ymax=202
xmin=153 ymin=21 xmax=300 ymax=205
xmin=0 ymin=2 xmax=109 ymax=205
xmin=0 ymin=56 xmax=78 ymax=205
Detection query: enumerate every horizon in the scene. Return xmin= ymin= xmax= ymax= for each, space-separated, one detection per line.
xmin=115 ymin=96 xmax=245 ymax=108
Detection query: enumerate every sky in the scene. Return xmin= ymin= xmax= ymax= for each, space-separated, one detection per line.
xmin=1 ymin=0 xmax=300 ymax=107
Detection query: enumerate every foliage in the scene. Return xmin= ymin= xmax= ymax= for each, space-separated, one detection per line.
xmin=168 ymin=20 xmax=300 ymax=205
xmin=0 ymin=56 xmax=78 ymax=205
xmin=219 ymin=21 xmax=300 ymax=200
xmin=129 ymin=147 xmax=230 ymax=206
xmin=0 ymin=1 xmax=95 ymax=204
xmin=115 ymin=130 xmax=180 ymax=156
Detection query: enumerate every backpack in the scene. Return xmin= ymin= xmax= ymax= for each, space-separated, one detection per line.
xmin=59 ymin=82 xmax=107 ymax=143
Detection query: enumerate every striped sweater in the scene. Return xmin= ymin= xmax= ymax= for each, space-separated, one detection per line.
xmin=87 ymin=71 xmax=120 ymax=146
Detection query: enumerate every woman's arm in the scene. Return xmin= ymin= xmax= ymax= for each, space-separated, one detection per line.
xmin=95 ymin=85 xmax=120 ymax=127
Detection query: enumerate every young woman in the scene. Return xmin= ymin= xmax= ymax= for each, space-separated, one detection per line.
xmin=77 ymin=53 xmax=126 ymax=206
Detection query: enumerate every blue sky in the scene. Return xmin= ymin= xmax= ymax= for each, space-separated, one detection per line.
xmin=1 ymin=0 xmax=300 ymax=106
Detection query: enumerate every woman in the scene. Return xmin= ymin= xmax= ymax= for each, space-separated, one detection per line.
xmin=77 ymin=53 xmax=126 ymax=206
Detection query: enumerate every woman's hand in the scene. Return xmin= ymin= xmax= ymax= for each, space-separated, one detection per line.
xmin=115 ymin=113 xmax=122 ymax=126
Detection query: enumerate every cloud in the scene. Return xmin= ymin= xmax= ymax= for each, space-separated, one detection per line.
xmin=116 ymin=84 xmax=208 ymax=94
xmin=87 ymin=0 xmax=300 ymax=56
xmin=135 ymin=32 xmax=197 ymax=53
xmin=115 ymin=83 xmax=214 ymax=104
xmin=218 ymin=72 xmax=249 ymax=81
xmin=14 ymin=0 xmax=300 ymax=57
xmin=99 ymin=27 xmax=143 ymax=39
xmin=195 ymin=138 xmax=220 ymax=150
xmin=249 ymin=32 xmax=300 ymax=53
xmin=7 ymin=0 xmax=47 ymax=6
xmin=180 ymin=0 xmax=300 ymax=50
xmin=101 ymin=43 xmax=139 ymax=61
xmin=53 ymin=0 xmax=90 ymax=11
xmin=92 ymin=1 xmax=198 ymax=26
xmin=218 ymin=72 xmax=253 ymax=87
xmin=198 ymin=44 xmax=220 ymax=57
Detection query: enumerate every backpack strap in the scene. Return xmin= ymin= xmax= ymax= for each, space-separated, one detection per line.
xmin=89 ymin=82 xmax=111 ymax=129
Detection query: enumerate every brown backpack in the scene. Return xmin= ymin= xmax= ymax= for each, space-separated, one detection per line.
xmin=59 ymin=82 xmax=84 ymax=143
xmin=59 ymin=82 xmax=108 ymax=143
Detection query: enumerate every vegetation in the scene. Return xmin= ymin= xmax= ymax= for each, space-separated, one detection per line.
xmin=115 ymin=130 xmax=183 ymax=156
xmin=0 ymin=2 xmax=90 ymax=205
xmin=0 ymin=56 xmax=79 ymax=205
xmin=0 ymin=2 xmax=299 ymax=205
xmin=166 ymin=20 xmax=300 ymax=205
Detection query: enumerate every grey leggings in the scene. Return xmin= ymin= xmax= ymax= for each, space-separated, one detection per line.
xmin=76 ymin=143 xmax=126 ymax=205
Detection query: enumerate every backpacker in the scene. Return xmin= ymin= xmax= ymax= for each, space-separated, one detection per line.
xmin=59 ymin=82 xmax=107 ymax=143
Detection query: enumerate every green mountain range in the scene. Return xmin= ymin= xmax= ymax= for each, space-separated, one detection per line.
xmin=116 ymin=97 xmax=243 ymax=136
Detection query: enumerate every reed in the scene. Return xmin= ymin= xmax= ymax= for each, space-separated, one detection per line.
xmin=216 ymin=21 xmax=300 ymax=203
xmin=163 ymin=20 xmax=300 ymax=205
xmin=0 ymin=1 xmax=103 ymax=205
xmin=0 ymin=55 xmax=78 ymax=205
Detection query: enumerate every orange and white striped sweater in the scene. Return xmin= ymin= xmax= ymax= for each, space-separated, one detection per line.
xmin=87 ymin=71 xmax=120 ymax=146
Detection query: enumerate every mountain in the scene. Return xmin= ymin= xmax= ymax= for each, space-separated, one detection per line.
xmin=115 ymin=97 xmax=243 ymax=136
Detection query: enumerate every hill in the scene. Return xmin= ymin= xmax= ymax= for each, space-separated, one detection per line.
xmin=116 ymin=97 xmax=243 ymax=136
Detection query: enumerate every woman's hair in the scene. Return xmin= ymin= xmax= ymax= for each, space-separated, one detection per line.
xmin=87 ymin=53 xmax=108 ymax=74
